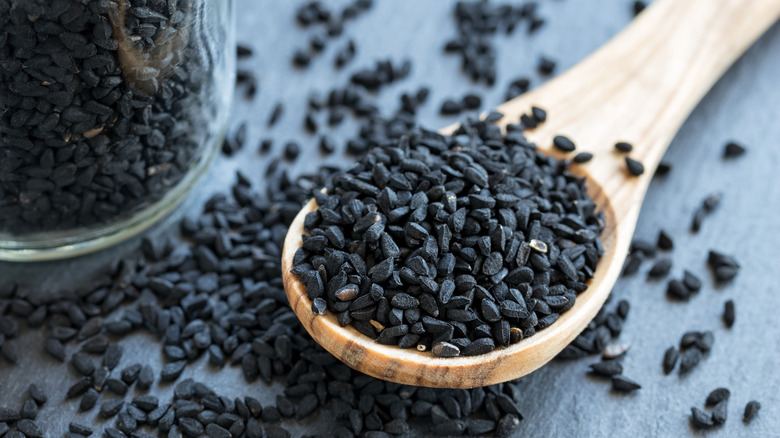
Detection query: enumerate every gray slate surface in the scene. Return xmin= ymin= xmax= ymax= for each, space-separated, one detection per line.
xmin=1 ymin=0 xmax=779 ymax=436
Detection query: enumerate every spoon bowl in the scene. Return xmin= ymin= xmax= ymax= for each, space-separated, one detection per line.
xmin=282 ymin=0 xmax=780 ymax=388
xmin=282 ymin=176 xmax=618 ymax=388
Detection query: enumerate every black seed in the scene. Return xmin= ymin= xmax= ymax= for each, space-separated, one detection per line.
xmin=622 ymin=255 xmax=642 ymax=277
xmin=161 ymin=360 xmax=186 ymax=381
xmin=461 ymin=94 xmax=482 ymax=110
xmin=432 ymin=342 xmax=460 ymax=357
xmin=17 ymin=420 xmax=42 ymax=438
xmin=531 ymin=106 xmax=547 ymax=123
xmin=691 ymin=407 xmax=714 ymax=429
xmin=573 ymin=152 xmax=593 ymax=163
xmin=589 ymin=360 xmax=623 ymax=377
xmin=268 ymin=102 xmax=284 ymax=127
xmin=743 ymin=401 xmax=761 ymax=423
xmin=462 ymin=338 xmax=495 ymax=356
xmin=706 ymin=388 xmax=731 ymax=406
xmin=632 ymin=1 xmax=647 ymax=15
xmin=662 ymin=347 xmax=679 ymax=374
xmin=100 ymin=399 xmax=124 ymax=418
xmin=611 ymin=375 xmax=641 ymax=392
xmin=136 ymin=365 xmax=154 ymax=389
xmin=679 ymin=348 xmax=703 ymax=374
xmin=537 ymin=56 xmax=556 ymax=75
xmin=69 ymin=423 xmax=93 ymax=436
xmin=657 ymin=230 xmax=674 ymax=250
xmin=552 ymin=135 xmax=575 ymax=152
xmin=666 ymin=279 xmax=691 ymax=301
xmin=655 ymin=162 xmax=672 ymax=176
xmin=440 ymin=99 xmax=462 ymax=115
xmin=723 ymin=300 xmax=735 ymax=328
xmin=79 ymin=388 xmax=99 ymax=411
xmin=723 ymin=141 xmax=746 ymax=158
xmin=71 ymin=353 xmax=95 ymax=376
xmin=614 ymin=142 xmax=633 ymax=153
xmin=28 ymin=384 xmax=47 ymax=406
xmin=648 ymin=258 xmax=672 ymax=278
xmin=625 ymin=157 xmax=644 ymax=176
xmin=712 ymin=399 xmax=728 ymax=425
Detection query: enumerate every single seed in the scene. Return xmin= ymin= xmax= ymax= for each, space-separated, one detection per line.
xmin=573 ymin=152 xmax=593 ymax=163
xmin=614 ymin=142 xmax=633 ymax=153
xmin=552 ymin=135 xmax=576 ymax=152
xmin=743 ymin=401 xmax=761 ymax=423
xmin=723 ymin=300 xmax=735 ymax=328
xmin=723 ymin=141 xmax=746 ymax=158
xmin=611 ymin=375 xmax=641 ymax=392
xmin=625 ymin=157 xmax=644 ymax=176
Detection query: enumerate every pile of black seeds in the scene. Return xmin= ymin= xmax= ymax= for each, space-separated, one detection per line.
xmin=293 ymin=112 xmax=605 ymax=357
xmin=0 ymin=0 xmax=226 ymax=234
xmin=0 ymin=169 xmax=529 ymax=437
xmin=0 ymin=1 xmax=767 ymax=436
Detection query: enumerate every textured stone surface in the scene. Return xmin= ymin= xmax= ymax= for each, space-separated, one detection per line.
xmin=1 ymin=1 xmax=779 ymax=436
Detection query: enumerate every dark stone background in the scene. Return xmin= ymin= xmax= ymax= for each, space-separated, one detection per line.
xmin=1 ymin=1 xmax=779 ymax=436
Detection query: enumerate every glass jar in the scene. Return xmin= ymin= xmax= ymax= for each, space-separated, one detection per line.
xmin=0 ymin=0 xmax=234 ymax=260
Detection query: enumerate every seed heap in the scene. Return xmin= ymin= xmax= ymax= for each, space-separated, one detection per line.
xmin=0 ymin=0 xmax=224 ymax=235
xmin=293 ymin=114 xmax=605 ymax=357
xmin=0 ymin=170 xmax=529 ymax=437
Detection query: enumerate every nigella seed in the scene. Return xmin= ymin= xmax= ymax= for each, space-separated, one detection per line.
xmin=712 ymin=399 xmax=728 ymax=425
xmin=679 ymin=348 xmax=703 ymax=374
xmin=589 ymin=360 xmax=623 ymax=377
xmin=573 ymin=152 xmax=593 ymax=163
xmin=611 ymin=376 xmax=641 ymax=392
xmin=691 ymin=407 xmax=714 ymax=429
xmin=706 ymin=388 xmax=731 ymax=406
xmin=666 ymin=279 xmax=691 ymax=301
xmin=537 ymin=56 xmax=556 ymax=75
xmin=723 ymin=300 xmax=735 ymax=328
xmin=268 ymin=102 xmax=284 ymax=127
xmin=531 ymin=106 xmax=547 ymax=123
xmin=439 ymin=99 xmax=462 ymax=115
xmin=432 ymin=342 xmax=460 ymax=357
xmin=614 ymin=142 xmax=633 ymax=153
xmin=622 ymin=254 xmax=641 ymax=277
xmin=723 ymin=141 xmax=746 ymax=158
xmin=657 ymin=230 xmax=674 ymax=250
xmin=625 ymin=157 xmax=644 ymax=176
xmin=552 ymin=135 xmax=576 ymax=152
xmin=743 ymin=401 xmax=761 ymax=423
xmin=100 ymin=399 xmax=124 ymax=419
xmin=284 ymin=142 xmax=300 ymax=161
xmin=647 ymin=258 xmax=672 ymax=278
xmin=662 ymin=346 xmax=679 ymax=374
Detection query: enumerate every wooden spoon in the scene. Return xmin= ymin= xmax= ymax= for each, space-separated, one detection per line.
xmin=282 ymin=0 xmax=780 ymax=388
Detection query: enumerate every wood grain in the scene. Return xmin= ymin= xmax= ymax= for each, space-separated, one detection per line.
xmin=282 ymin=0 xmax=780 ymax=388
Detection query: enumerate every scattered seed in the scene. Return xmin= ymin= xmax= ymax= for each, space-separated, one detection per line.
xmin=552 ymin=135 xmax=576 ymax=152
xmin=573 ymin=152 xmax=593 ymax=163
xmin=625 ymin=157 xmax=644 ymax=176
xmin=611 ymin=375 xmax=641 ymax=392
xmin=743 ymin=401 xmax=761 ymax=423
xmin=723 ymin=300 xmax=735 ymax=328
xmin=690 ymin=407 xmax=714 ymax=429
xmin=662 ymin=346 xmax=679 ymax=374
xmin=723 ymin=141 xmax=746 ymax=158
xmin=706 ymin=388 xmax=731 ymax=406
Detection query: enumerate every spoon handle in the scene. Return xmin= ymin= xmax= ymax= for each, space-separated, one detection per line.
xmin=499 ymin=0 xmax=780 ymax=197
